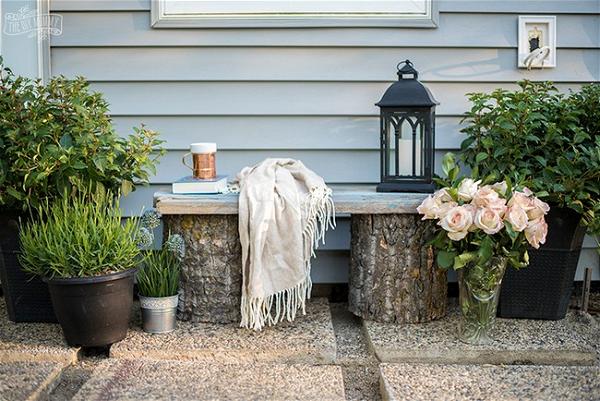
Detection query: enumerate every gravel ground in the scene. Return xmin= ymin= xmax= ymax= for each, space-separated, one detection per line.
xmin=39 ymin=302 xmax=384 ymax=401
xmin=111 ymin=298 xmax=336 ymax=364
xmin=0 ymin=361 xmax=63 ymax=401
xmin=330 ymin=303 xmax=375 ymax=365
xmin=48 ymin=349 xmax=106 ymax=401
xmin=365 ymin=303 xmax=598 ymax=365
xmin=0 ymin=299 xmax=79 ymax=364
xmin=71 ymin=360 xmax=346 ymax=401
xmin=380 ymin=363 xmax=600 ymax=401
xmin=330 ymin=303 xmax=381 ymax=401
xmin=49 ymin=360 xmax=98 ymax=401
xmin=341 ymin=365 xmax=381 ymax=401
xmin=5 ymin=296 xmax=600 ymax=400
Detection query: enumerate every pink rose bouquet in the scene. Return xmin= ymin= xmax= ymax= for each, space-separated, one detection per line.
xmin=418 ymin=156 xmax=549 ymax=271
xmin=420 ymin=154 xmax=550 ymax=345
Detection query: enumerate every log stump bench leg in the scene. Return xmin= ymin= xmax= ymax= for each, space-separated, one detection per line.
xmin=164 ymin=215 xmax=242 ymax=324
xmin=348 ymin=214 xmax=447 ymax=323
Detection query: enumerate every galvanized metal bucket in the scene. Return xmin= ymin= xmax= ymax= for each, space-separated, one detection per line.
xmin=139 ymin=294 xmax=179 ymax=334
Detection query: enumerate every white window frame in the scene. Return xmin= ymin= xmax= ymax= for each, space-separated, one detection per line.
xmin=151 ymin=0 xmax=438 ymax=28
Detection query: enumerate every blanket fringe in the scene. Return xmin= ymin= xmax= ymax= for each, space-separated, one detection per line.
xmin=240 ymin=185 xmax=335 ymax=330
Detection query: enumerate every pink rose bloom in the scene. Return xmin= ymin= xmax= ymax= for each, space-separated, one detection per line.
xmin=491 ymin=181 xmax=508 ymax=196
xmin=527 ymin=197 xmax=550 ymax=220
xmin=505 ymin=205 xmax=528 ymax=232
xmin=436 ymin=201 xmax=458 ymax=219
xmin=457 ymin=178 xmax=481 ymax=201
xmin=508 ymin=191 xmax=535 ymax=212
xmin=417 ymin=195 xmax=457 ymax=220
xmin=474 ymin=208 xmax=504 ymax=235
xmin=472 ymin=186 xmax=507 ymax=215
xmin=525 ymin=217 xmax=548 ymax=249
xmin=417 ymin=195 xmax=439 ymax=220
xmin=522 ymin=187 xmax=534 ymax=196
xmin=463 ymin=204 xmax=479 ymax=232
xmin=439 ymin=205 xmax=474 ymax=241
xmin=433 ymin=188 xmax=453 ymax=203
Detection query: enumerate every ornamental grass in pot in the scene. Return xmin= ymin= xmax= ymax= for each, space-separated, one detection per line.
xmin=459 ymin=81 xmax=600 ymax=320
xmin=136 ymin=210 xmax=184 ymax=334
xmin=0 ymin=59 xmax=163 ymax=322
xmin=418 ymin=155 xmax=549 ymax=345
xmin=19 ymin=190 xmax=143 ymax=347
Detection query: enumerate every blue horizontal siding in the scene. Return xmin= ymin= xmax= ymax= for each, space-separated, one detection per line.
xmin=50 ymin=3 xmax=599 ymax=283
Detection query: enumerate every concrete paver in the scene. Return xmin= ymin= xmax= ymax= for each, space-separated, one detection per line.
xmin=111 ymin=298 xmax=337 ymax=364
xmin=73 ymin=359 xmax=345 ymax=401
xmin=379 ymin=363 xmax=600 ymax=401
xmin=0 ymin=299 xmax=79 ymax=364
xmin=365 ymin=306 xmax=598 ymax=365
xmin=0 ymin=361 xmax=64 ymax=401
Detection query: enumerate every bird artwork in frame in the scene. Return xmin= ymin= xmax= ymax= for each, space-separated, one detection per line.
xmin=518 ymin=16 xmax=556 ymax=69
xmin=527 ymin=25 xmax=543 ymax=52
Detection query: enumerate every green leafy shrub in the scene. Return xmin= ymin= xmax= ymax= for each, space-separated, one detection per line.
xmin=19 ymin=189 xmax=142 ymax=278
xmin=459 ymin=81 xmax=600 ymax=237
xmin=136 ymin=210 xmax=183 ymax=298
xmin=0 ymin=58 xmax=165 ymax=211
xmin=565 ymin=83 xmax=600 ymax=236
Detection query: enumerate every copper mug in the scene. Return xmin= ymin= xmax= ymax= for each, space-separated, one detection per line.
xmin=182 ymin=143 xmax=217 ymax=179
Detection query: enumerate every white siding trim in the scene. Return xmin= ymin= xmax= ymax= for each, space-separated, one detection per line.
xmin=50 ymin=0 xmax=600 ymax=14
xmin=0 ymin=0 xmax=3 ymax=56
xmin=37 ymin=0 xmax=51 ymax=82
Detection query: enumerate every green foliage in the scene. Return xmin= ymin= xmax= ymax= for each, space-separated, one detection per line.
xmin=19 ymin=189 xmax=142 ymax=278
xmin=0 ymin=58 xmax=165 ymax=211
xmin=459 ymin=81 xmax=600 ymax=237
xmin=567 ymin=84 xmax=600 ymax=239
xmin=137 ymin=247 xmax=181 ymax=298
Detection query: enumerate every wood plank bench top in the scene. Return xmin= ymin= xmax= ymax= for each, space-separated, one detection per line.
xmin=154 ymin=185 xmax=428 ymax=215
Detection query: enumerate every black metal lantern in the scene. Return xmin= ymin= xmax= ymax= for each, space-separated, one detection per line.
xmin=376 ymin=60 xmax=439 ymax=193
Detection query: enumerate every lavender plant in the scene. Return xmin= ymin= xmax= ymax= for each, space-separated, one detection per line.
xmin=19 ymin=189 xmax=142 ymax=278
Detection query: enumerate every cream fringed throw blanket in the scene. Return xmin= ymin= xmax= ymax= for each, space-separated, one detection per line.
xmin=236 ymin=159 xmax=335 ymax=330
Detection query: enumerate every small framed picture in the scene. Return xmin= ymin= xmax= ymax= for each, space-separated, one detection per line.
xmin=518 ymin=16 xmax=556 ymax=68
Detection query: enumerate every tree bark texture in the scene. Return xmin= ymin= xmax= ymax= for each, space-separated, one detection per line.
xmin=348 ymin=214 xmax=447 ymax=323
xmin=164 ymin=215 xmax=242 ymax=324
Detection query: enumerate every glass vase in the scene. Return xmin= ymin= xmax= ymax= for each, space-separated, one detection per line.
xmin=457 ymin=256 xmax=508 ymax=345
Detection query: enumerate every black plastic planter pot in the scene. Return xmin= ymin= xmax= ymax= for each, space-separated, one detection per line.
xmin=44 ymin=268 xmax=136 ymax=347
xmin=498 ymin=207 xmax=586 ymax=320
xmin=0 ymin=211 xmax=57 ymax=323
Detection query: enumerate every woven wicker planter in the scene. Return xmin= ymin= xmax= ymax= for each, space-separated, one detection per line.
xmin=498 ymin=206 xmax=586 ymax=320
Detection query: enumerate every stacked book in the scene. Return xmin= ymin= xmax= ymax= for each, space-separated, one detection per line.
xmin=172 ymin=175 xmax=228 ymax=194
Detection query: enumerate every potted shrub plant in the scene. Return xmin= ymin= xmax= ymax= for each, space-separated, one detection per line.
xmin=19 ymin=189 xmax=142 ymax=347
xmin=459 ymin=81 xmax=599 ymax=320
xmin=418 ymin=154 xmax=549 ymax=344
xmin=136 ymin=210 xmax=184 ymax=334
xmin=0 ymin=59 xmax=164 ymax=322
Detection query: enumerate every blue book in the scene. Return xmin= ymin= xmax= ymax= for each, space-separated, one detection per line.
xmin=172 ymin=175 xmax=228 ymax=194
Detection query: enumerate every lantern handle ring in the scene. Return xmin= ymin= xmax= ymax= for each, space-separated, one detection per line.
xmin=396 ymin=59 xmax=418 ymax=79
xmin=396 ymin=59 xmax=413 ymax=71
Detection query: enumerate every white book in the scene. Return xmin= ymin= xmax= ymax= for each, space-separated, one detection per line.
xmin=172 ymin=175 xmax=228 ymax=194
